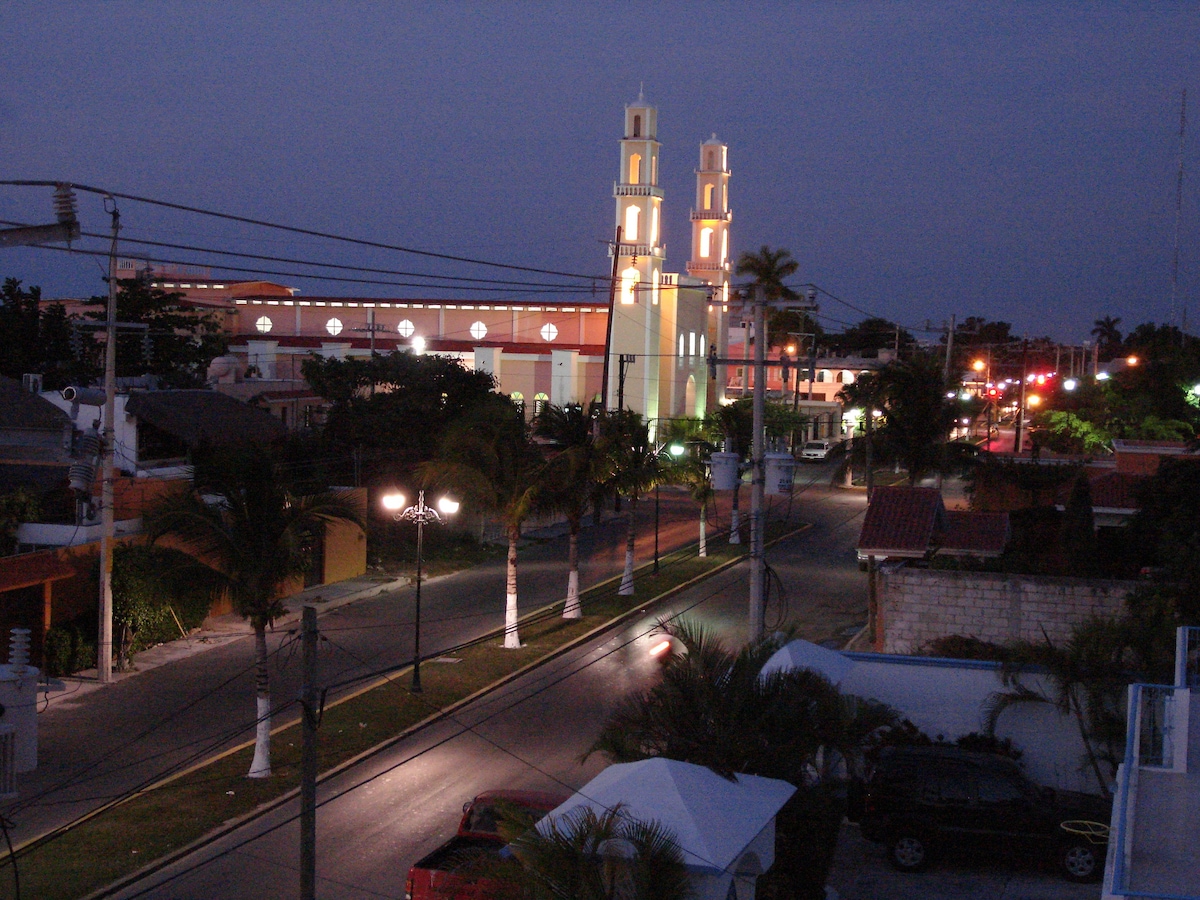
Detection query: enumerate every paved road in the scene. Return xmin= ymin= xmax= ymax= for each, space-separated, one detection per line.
xmin=105 ymin=471 xmax=870 ymax=899
xmin=10 ymin=489 xmax=729 ymax=850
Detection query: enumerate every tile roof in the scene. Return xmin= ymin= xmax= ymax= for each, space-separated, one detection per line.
xmin=857 ymin=486 xmax=944 ymax=557
xmin=937 ymin=510 xmax=1010 ymax=557
xmin=124 ymin=390 xmax=286 ymax=448
xmin=1087 ymin=471 xmax=1144 ymax=511
xmin=0 ymin=549 xmax=74 ymax=592
xmin=857 ymin=485 xmax=1010 ymax=558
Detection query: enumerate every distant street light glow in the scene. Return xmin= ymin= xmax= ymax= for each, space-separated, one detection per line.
xmin=1064 ymin=378 xmax=1078 ymax=391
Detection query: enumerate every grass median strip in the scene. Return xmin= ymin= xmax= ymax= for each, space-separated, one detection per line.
xmin=18 ymin=526 xmax=812 ymax=900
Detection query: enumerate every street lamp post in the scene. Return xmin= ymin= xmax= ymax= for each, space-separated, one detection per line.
xmin=652 ymin=442 xmax=686 ymax=574
xmin=382 ymin=490 xmax=459 ymax=692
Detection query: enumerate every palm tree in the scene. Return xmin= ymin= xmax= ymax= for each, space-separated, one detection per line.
xmin=534 ymin=403 xmax=602 ymax=618
xmin=421 ymin=396 xmax=544 ymax=648
xmin=836 ymin=372 xmax=883 ymax=495
xmin=146 ymin=447 xmax=364 ymax=778
xmin=458 ymin=803 xmax=691 ymax=900
xmin=1091 ymin=316 xmax=1123 ymax=361
xmin=590 ymin=619 xmax=898 ymax=786
xmin=599 ymin=411 xmax=663 ymax=596
xmin=704 ymin=401 xmax=752 ymax=544
xmin=657 ymin=418 xmax=715 ymax=559
xmin=591 ymin=620 xmax=899 ymax=899
xmin=861 ymin=353 xmax=960 ymax=486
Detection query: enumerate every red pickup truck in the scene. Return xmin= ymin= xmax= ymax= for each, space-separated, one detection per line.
xmin=404 ymin=789 xmax=567 ymax=900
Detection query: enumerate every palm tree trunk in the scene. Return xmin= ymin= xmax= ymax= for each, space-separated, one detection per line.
xmin=698 ymin=500 xmax=708 ymax=558
xmin=504 ymin=525 xmax=521 ymax=648
xmin=729 ymin=483 xmax=742 ymax=544
xmin=619 ymin=495 xmax=637 ymax=595
xmin=248 ymin=622 xmax=272 ymax=778
xmin=563 ymin=522 xmax=582 ymax=618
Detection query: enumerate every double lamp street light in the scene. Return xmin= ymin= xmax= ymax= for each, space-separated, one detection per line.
xmin=382 ymin=490 xmax=460 ymax=693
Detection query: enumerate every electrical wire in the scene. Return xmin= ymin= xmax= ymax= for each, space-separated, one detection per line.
xmin=111 ymin=556 xmax=757 ymax=900
xmin=0 ymin=181 xmax=607 ymax=282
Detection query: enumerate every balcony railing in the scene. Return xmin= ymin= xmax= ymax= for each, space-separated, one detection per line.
xmin=687 ymin=261 xmax=728 ymax=272
xmin=608 ymin=243 xmax=665 ymax=259
xmin=690 ymin=209 xmax=732 ymax=222
xmin=613 ymin=183 xmax=664 ymax=198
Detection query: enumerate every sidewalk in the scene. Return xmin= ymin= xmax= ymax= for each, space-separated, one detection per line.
xmin=42 ymin=503 xmax=637 ymax=709
xmin=40 ymin=574 xmax=411 ymax=711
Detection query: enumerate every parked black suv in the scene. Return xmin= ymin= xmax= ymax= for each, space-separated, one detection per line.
xmin=858 ymin=746 xmax=1111 ymax=882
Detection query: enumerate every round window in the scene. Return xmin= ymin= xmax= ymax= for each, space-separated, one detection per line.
xmin=470 ymin=321 xmax=488 ymax=340
xmin=326 ymin=318 xmax=343 ymax=336
xmin=397 ymin=319 xmax=415 ymax=337
xmin=255 ymin=316 xmax=273 ymax=334
xmin=540 ymin=323 xmax=558 ymax=342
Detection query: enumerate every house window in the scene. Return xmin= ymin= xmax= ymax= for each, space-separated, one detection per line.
xmin=540 ymin=322 xmax=558 ymax=341
xmin=533 ymin=392 xmax=549 ymax=417
xmin=326 ymin=318 xmax=343 ymax=336
xmin=470 ymin=321 xmax=488 ymax=340
xmin=397 ymin=319 xmax=415 ymax=337
xmin=511 ymin=391 xmax=524 ymax=415
xmin=817 ymin=370 xmax=828 ymax=383
xmin=255 ymin=316 xmax=273 ymax=334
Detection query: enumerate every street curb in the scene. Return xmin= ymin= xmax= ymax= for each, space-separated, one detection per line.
xmin=82 ymin=521 xmax=811 ymax=899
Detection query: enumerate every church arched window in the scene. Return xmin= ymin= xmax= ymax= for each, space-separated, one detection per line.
xmin=633 ymin=115 xmax=642 ymax=137
xmin=706 ymin=150 xmax=714 ymax=170
xmin=651 ymin=207 xmax=659 ymax=245
xmin=629 ymin=153 xmax=641 ymax=184
xmin=624 ymin=205 xmax=640 ymax=242
xmin=700 ymin=228 xmax=713 ymax=258
xmin=533 ymin=392 xmax=549 ymax=417
xmin=620 ymin=267 xmax=639 ymax=305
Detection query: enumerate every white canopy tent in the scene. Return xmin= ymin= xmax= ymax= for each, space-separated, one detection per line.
xmin=760 ymin=638 xmax=857 ymax=685
xmin=542 ymin=758 xmax=796 ymax=900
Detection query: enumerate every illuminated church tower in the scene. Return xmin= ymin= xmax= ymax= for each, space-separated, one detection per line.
xmin=687 ymin=135 xmax=732 ymax=404
xmin=608 ymin=92 xmax=666 ymax=420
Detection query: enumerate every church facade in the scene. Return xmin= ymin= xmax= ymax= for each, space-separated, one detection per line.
xmin=134 ymin=98 xmax=734 ymax=429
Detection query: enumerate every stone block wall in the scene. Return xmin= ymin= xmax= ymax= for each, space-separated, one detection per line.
xmin=878 ymin=565 xmax=1138 ymax=654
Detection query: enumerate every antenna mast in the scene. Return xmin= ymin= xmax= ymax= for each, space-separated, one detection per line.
xmin=1173 ymin=87 xmax=1187 ymax=334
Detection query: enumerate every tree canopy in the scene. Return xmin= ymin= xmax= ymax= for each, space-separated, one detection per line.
xmin=303 ymin=350 xmax=499 ymax=484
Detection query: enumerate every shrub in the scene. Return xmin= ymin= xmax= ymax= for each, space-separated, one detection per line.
xmin=42 ymin=612 xmax=97 ymax=677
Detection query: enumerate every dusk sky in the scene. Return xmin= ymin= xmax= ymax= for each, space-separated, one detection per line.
xmin=3 ymin=3 xmax=1200 ymax=343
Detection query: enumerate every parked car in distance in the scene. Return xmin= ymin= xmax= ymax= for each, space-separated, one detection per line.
xmin=858 ymin=746 xmax=1111 ymax=883
xmin=405 ymin=789 xmax=568 ymax=900
xmin=800 ymin=439 xmax=838 ymax=461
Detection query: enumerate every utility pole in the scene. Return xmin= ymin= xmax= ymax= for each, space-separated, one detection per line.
xmin=98 ymin=199 xmax=120 ymax=684
xmin=749 ymin=286 xmax=767 ymax=643
xmin=598 ymin=225 xmax=622 ymax=419
xmin=300 ymin=606 xmax=318 ymax=900
xmin=617 ymin=354 xmax=635 ymax=412
xmin=1013 ymin=340 xmax=1029 ymax=454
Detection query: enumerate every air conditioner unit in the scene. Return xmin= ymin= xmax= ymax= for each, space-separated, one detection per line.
xmin=21 ymin=373 xmax=42 ymax=394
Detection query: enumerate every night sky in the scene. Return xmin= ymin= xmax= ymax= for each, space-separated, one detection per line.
xmin=3 ymin=2 xmax=1199 ymax=343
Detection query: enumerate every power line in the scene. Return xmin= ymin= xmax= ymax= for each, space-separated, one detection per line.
xmin=0 ymin=181 xmax=607 ymax=283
